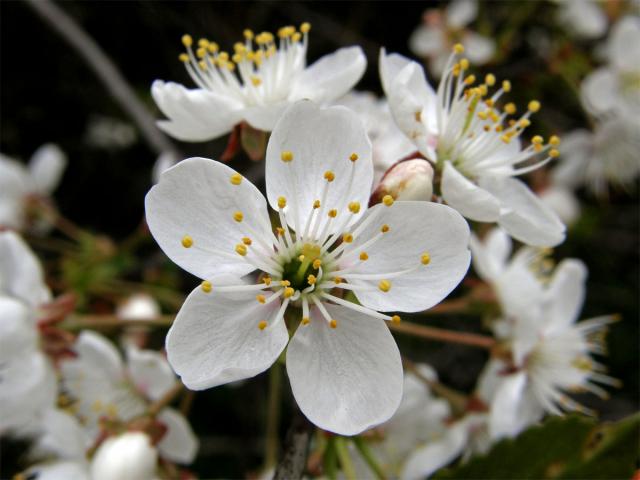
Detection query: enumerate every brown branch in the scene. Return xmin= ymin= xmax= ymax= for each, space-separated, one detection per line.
xmin=388 ymin=320 xmax=496 ymax=349
xmin=273 ymin=407 xmax=314 ymax=480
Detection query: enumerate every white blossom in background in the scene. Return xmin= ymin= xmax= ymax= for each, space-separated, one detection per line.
xmin=90 ymin=431 xmax=158 ymax=480
xmin=581 ymin=15 xmax=640 ymax=118
xmin=116 ymin=292 xmax=162 ymax=320
xmin=555 ymin=0 xmax=608 ymax=39
xmin=85 ymin=115 xmax=137 ymax=150
xmin=0 ymin=144 xmax=67 ymax=231
xmin=539 ymin=185 xmax=581 ymax=227
xmin=380 ymin=46 xmax=566 ymax=247
xmin=152 ymin=23 xmax=366 ymax=141
xmin=373 ymin=159 xmax=434 ymax=203
xmin=409 ymin=0 xmax=495 ymax=78
xmin=145 ymin=101 xmax=471 ymax=435
xmin=152 ymin=152 xmax=179 ymax=184
xmin=61 ymin=331 xmax=198 ymax=464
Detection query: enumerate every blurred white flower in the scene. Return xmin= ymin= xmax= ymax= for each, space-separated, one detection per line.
xmin=85 ymin=115 xmax=137 ymax=150
xmin=538 ymin=185 xmax=581 ymax=227
xmin=117 ymin=293 xmax=161 ymax=320
xmin=409 ymin=0 xmax=495 ymax=78
xmin=152 ymin=24 xmax=366 ymax=141
xmin=90 ymin=431 xmax=158 ymax=480
xmin=380 ymin=47 xmax=566 ymax=247
xmin=145 ymin=101 xmax=471 ymax=435
xmin=152 ymin=152 xmax=179 ymax=185
xmin=556 ymin=0 xmax=608 ymax=39
xmin=0 ymin=144 xmax=67 ymax=231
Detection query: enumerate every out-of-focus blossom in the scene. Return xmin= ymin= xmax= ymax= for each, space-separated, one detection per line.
xmin=152 ymin=24 xmax=366 ymax=141
xmin=380 ymin=47 xmax=566 ymax=247
xmin=90 ymin=431 xmax=158 ymax=480
xmin=539 ymin=185 xmax=581 ymax=227
xmin=372 ymin=159 xmax=434 ymax=203
xmin=116 ymin=293 xmax=162 ymax=320
xmin=555 ymin=0 xmax=608 ymax=39
xmin=152 ymin=152 xmax=179 ymax=185
xmin=409 ymin=0 xmax=495 ymax=77
xmin=145 ymin=101 xmax=471 ymax=435
xmin=0 ymin=144 xmax=67 ymax=231
xmin=85 ymin=115 xmax=137 ymax=150
xmin=581 ymin=15 xmax=640 ymax=118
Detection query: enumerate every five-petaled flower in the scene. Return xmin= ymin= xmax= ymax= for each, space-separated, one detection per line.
xmin=145 ymin=101 xmax=471 ymax=435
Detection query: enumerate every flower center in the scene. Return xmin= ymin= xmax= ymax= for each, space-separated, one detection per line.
xmin=281 ymin=243 xmax=323 ymax=291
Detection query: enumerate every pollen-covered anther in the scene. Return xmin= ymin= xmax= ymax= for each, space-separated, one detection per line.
xmin=391 ymin=315 xmax=401 ymax=324
xmin=348 ymin=202 xmax=361 ymax=214
xmin=276 ymin=227 xmax=285 ymax=236
xmin=549 ymin=135 xmax=561 ymax=146
xmin=328 ymin=209 xmax=338 ymax=218
xmin=528 ymin=100 xmax=541 ymax=112
xmin=256 ymin=294 xmax=266 ymax=304
xmin=453 ymin=43 xmax=464 ymax=54
xmin=233 ymin=211 xmax=244 ymax=222
xmin=324 ymin=170 xmax=335 ymax=182
xmin=343 ymin=233 xmax=353 ymax=243
xmin=459 ymin=58 xmax=470 ymax=70
xmin=181 ymin=235 xmax=193 ymax=248
xmin=307 ymin=274 xmax=317 ymax=285
xmin=549 ymin=149 xmax=560 ymax=158
xmin=378 ymin=280 xmax=391 ymax=292
xmin=302 ymin=316 xmax=310 ymax=325
xmin=333 ymin=276 xmax=343 ymax=285
xmin=278 ymin=196 xmax=287 ymax=209
xmin=329 ymin=319 xmax=338 ymax=329
xmin=313 ymin=259 xmax=322 ymax=269
xmin=485 ymin=73 xmax=496 ymax=86
xmin=281 ymin=150 xmax=293 ymax=162
xmin=263 ymin=276 xmax=272 ymax=286
xmin=280 ymin=280 xmax=291 ymax=287
xmin=349 ymin=153 xmax=359 ymax=162
xmin=230 ymin=173 xmax=243 ymax=185
xmin=201 ymin=281 xmax=212 ymax=293
xmin=178 ymin=53 xmax=189 ymax=63
xmin=382 ymin=195 xmax=395 ymax=206
xmin=300 ymin=22 xmax=311 ymax=33
xmin=381 ymin=224 xmax=390 ymax=233
xmin=421 ymin=252 xmax=431 ymax=265
xmin=502 ymin=80 xmax=512 ymax=92
xmin=464 ymin=74 xmax=476 ymax=86
xmin=235 ymin=244 xmax=248 ymax=256
xmin=283 ymin=287 xmax=295 ymax=298
xmin=258 ymin=320 xmax=268 ymax=330
xmin=182 ymin=34 xmax=193 ymax=47
xmin=504 ymin=103 xmax=517 ymax=115
xmin=359 ymin=252 xmax=369 ymax=261
xmin=242 ymin=237 xmax=252 ymax=245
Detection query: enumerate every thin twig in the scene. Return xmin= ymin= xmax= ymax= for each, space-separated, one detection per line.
xmin=388 ymin=320 xmax=496 ymax=349
xmin=148 ymin=382 xmax=184 ymax=416
xmin=62 ymin=314 xmax=175 ymax=330
xmin=273 ymin=407 xmax=313 ymax=480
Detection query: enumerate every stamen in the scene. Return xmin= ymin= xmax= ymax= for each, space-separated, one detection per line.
xmin=230 ymin=173 xmax=243 ymax=185
xmin=258 ymin=320 xmax=268 ymax=330
xmin=378 ymin=280 xmax=391 ymax=292
xmin=382 ymin=195 xmax=394 ymax=206
xmin=281 ymin=150 xmax=293 ymax=162
xmin=233 ymin=211 xmax=244 ymax=222
xmin=181 ymin=235 xmax=193 ymax=248
xmin=201 ymin=281 xmax=212 ymax=293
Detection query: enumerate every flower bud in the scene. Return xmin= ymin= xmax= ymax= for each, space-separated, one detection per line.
xmin=90 ymin=431 xmax=158 ymax=480
xmin=371 ymin=159 xmax=434 ymax=203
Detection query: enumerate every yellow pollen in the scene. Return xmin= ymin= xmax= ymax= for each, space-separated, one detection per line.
xmin=196 ymin=47 xmax=207 ymax=59
xmin=307 ymin=274 xmax=317 ymax=285
xmin=528 ymin=100 xmax=541 ymax=112
xmin=329 ymin=319 xmax=338 ymax=329
xmin=534 ymin=143 xmax=544 ymax=152
xmin=233 ymin=211 xmax=244 ymax=222
xmin=495 ymin=125 xmax=504 ymax=132
xmin=519 ymin=119 xmax=531 ymax=128
xmin=485 ymin=73 xmax=496 ymax=86
xmin=302 ymin=316 xmax=310 ymax=325
xmin=549 ymin=135 xmax=561 ymax=146
xmin=504 ymin=103 xmax=517 ymax=115
xmin=502 ymin=80 xmax=512 ymax=92
xmin=283 ymin=287 xmax=295 ymax=298
xmin=550 ymin=149 xmax=560 ymax=158
xmin=477 ymin=111 xmax=489 ymax=120
xmin=280 ymin=280 xmax=291 ymax=287
xmin=230 ymin=173 xmax=243 ymax=185
xmin=459 ymin=58 xmax=470 ymax=70
xmin=348 ymin=202 xmax=361 ymax=214
xmin=278 ymin=196 xmax=287 ymax=209
xmin=324 ymin=170 xmax=335 ymax=182
xmin=256 ymin=294 xmax=266 ymax=304
xmin=381 ymin=224 xmax=390 ymax=233
xmin=532 ymin=135 xmax=544 ymax=144
xmin=198 ymin=38 xmax=209 ymax=48
xmin=263 ymin=276 xmax=272 ymax=286
xmin=453 ymin=43 xmax=464 ymax=54
xmin=391 ymin=315 xmax=401 ymax=324
xmin=201 ymin=280 xmax=212 ymax=293
xmin=501 ymin=134 xmax=512 ymax=144
xmin=235 ymin=244 xmax=247 ymax=256
xmin=258 ymin=320 xmax=268 ymax=330
xmin=464 ymin=74 xmax=476 ymax=85
xmin=182 ymin=34 xmax=193 ymax=47
xmin=243 ymin=29 xmax=254 ymax=40
xmin=251 ymin=76 xmax=262 ymax=87
xmin=349 ymin=152 xmax=359 ymax=162
xmin=276 ymin=227 xmax=285 ymax=236
xmin=181 ymin=235 xmax=193 ymax=248
xmin=281 ymin=150 xmax=293 ymax=162
xmin=292 ymin=32 xmax=302 ymax=42
xmin=313 ymin=259 xmax=322 ymax=269
xmin=242 ymin=237 xmax=252 ymax=245
xmin=421 ymin=252 xmax=431 ymax=265
xmin=300 ymin=22 xmax=311 ymax=33
xmin=328 ymin=209 xmax=338 ymax=218
xmin=208 ymin=42 xmax=219 ymax=53
xmin=359 ymin=252 xmax=369 ymax=261
xmin=178 ymin=53 xmax=189 ymax=63
xmin=298 ymin=255 xmax=305 ymax=262
xmin=198 ymin=60 xmax=208 ymax=71
xmin=382 ymin=195 xmax=395 ymax=206
xmin=333 ymin=276 xmax=343 ymax=284
xmin=378 ymin=280 xmax=391 ymax=292
xmin=343 ymin=233 xmax=353 ymax=243
xmin=313 ymin=200 xmax=321 ymax=209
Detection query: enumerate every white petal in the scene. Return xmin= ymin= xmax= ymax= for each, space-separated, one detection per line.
xmin=265 ymin=101 xmax=373 ymax=236
xmin=378 ymin=49 xmax=415 ymax=93
xmin=243 ymin=103 xmax=289 ymax=131
xmin=157 ymin=407 xmax=199 ymax=464
xmin=488 ymin=371 xmax=527 ymax=439
xmin=151 ymin=80 xmax=242 ymax=141
xmin=409 ymin=25 xmax=445 ymax=57
xmin=479 ymin=176 xmax=566 ymax=247
xmin=607 ymin=15 xmax=640 ymax=69
xmin=90 ymin=432 xmax=158 ymax=480
xmin=286 ymin=303 xmax=402 ymax=436
xmin=553 ymin=129 xmax=592 ymax=188
xmin=462 ymin=32 xmax=495 ymax=64
xmin=32 ymin=409 xmax=88 ymax=460
xmin=292 ymin=46 xmax=367 ymax=103
xmin=558 ymin=0 xmax=607 ymax=39
xmin=543 ymin=259 xmax=587 ymax=332
xmin=0 ymin=296 xmax=36 ymax=361
xmin=151 ymin=152 xmax=178 ymax=185
xmin=126 ymin=345 xmax=176 ymax=401
xmin=28 ymin=144 xmax=67 ymax=195
xmin=145 ymin=157 xmax=272 ymax=279
xmin=0 ymin=155 xmax=30 ymax=229
xmin=539 ymin=185 xmax=581 ymax=226
xmin=446 ymin=0 xmax=478 ymax=29
xmin=166 ymin=287 xmax=289 ymax=390
xmin=344 ymin=201 xmax=470 ymax=312
xmin=28 ymin=461 xmax=89 ymax=480
xmin=441 ymin=162 xmax=500 ymax=222
xmin=67 ymin=330 xmax=124 ymax=381
xmin=469 ymin=227 xmax=512 ymax=282
xmin=0 ymin=230 xmax=51 ymax=307
xmin=580 ymin=68 xmax=619 ymax=116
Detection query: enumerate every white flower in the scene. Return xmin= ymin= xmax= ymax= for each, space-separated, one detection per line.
xmin=380 ymin=47 xmax=566 ymax=247
xmin=61 ymin=331 xmax=198 ymax=464
xmin=373 ymin=159 xmax=434 ymax=203
xmin=117 ymin=293 xmax=161 ymax=320
xmin=555 ymin=0 xmax=608 ymax=39
xmin=145 ymin=101 xmax=471 ymax=435
xmin=152 ymin=24 xmax=366 ymax=142
xmin=538 ymin=185 xmax=581 ymax=227
xmin=0 ymin=144 xmax=67 ymax=231
xmin=581 ymin=15 xmax=640 ymax=118
xmin=409 ymin=0 xmax=495 ymax=78
xmin=90 ymin=431 xmax=158 ymax=480
xmin=85 ymin=115 xmax=137 ymax=150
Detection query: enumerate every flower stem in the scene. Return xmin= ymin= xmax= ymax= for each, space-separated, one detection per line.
xmin=334 ymin=437 xmax=357 ymax=480
xmin=61 ymin=314 xmax=174 ymax=331
xmin=148 ymin=382 xmax=184 ymax=416
xmin=265 ymin=363 xmax=283 ymax=468
xmin=388 ymin=320 xmax=495 ymax=349
xmin=353 ymin=437 xmax=387 ymax=480
xmin=323 ymin=436 xmax=338 ymax=480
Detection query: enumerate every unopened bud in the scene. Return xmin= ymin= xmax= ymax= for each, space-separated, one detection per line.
xmin=90 ymin=432 xmax=158 ymax=480
xmin=371 ymin=159 xmax=434 ymax=203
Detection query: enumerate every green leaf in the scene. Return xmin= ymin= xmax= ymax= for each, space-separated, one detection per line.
xmin=434 ymin=413 xmax=640 ymax=479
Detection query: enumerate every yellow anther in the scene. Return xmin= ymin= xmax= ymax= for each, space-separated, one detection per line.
xmin=489 ymin=111 xmax=499 ymax=123
xmin=519 ymin=118 xmax=531 ymax=128
xmin=528 ymin=100 xmax=541 ymax=112
xmin=534 ymin=143 xmax=544 ymax=152
xmin=549 ymin=135 xmax=561 ymax=146
xmin=283 ymin=287 xmax=295 ymax=298
xmin=233 ymin=42 xmax=246 ymax=53
xmin=421 ymin=252 xmax=431 ymax=265
xmin=218 ymin=52 xmax=229 ymax=62
xmin=477 ymin=84 xmax=488 ymax=96
xmin=453 ymin=43 xmax=464 ymax=54
xmin=276 ymin=227 xmax=285 ymax=236
xmin=233 ymin=211 xmax=244 ymax=222
xmin=391 ymin=315 xmax=401 ymax=324
xmin=198 ymin=38 xmax=210 ymax=48
xmin=181 ymin=235 xmax=193 ymax=248
xmin=235 ymin=244 xmax=247 ymax=256
xmin=281 ymin=150 xmax=293 ymax=162
xmin=495 ymin=125 xmax=504 ymax=132
xmin=502 ymin=80 xmax=512 ymax=92
xmin=208 ymin=42 xmax=219 ymax=53
xmin=504 ymin=103 xmax=517 ymax=115
xmin=251 ymin=76 xmax=262 ymax=87
xmin=307 ymin=274 xmax=317 ymax=285
xmin=230 ymin=173 xmax=243 ymax=185
xmin=464 ymin=74 xmax=476 ymax=85
xmin=292 ymin=32 xmax=302 ymax=42
xmin=258 ymin=320 xmax=268 ymax=330
xmin=242 ymin=237 xmax=252 ymax=246
xmin=459 ymin=58 xmax=470 ymax=70
xmin=359 ymin=252 xmax=369 ymax=261
xmin=232 ymin=53 xmax=243 ymax=64
xmin=313 ymin=200 xmax=321 ymax=209
xmin=381 ymin=224 xmax=390 ymax=233
xmin=501 ymin=134 xmax=512 ymax=144
xmin=485 ymin=99 xmax=495 ymax=108
xmin=348 ymin=152 xmax=359 ymax=162
xmin=333 ymin=276 xmax=343 ymax=284
xmin=201 ymin=281 xmax=212 ymax=293
xmin=302 ymin=316 xmax=310 ymax=325
xmin=244 ymin=29 xmax=254 ymax=40
xmin=313 ymin=259 xmax=322 ymax=269
xmin=531 ymin=135 xmax=544 ymax=144
xmin=329 ymin=319 xmax=338 ymax=329
xmin=280 ymin=280 xmax=291 ymax=287
xmin=550 ymin=149 xmax=560 ymax=158
xmin=256 ymin=294 xmax=266 ymax=304
xmin=348 ymin=202 xmax=361 ymax=214
xmin=483 ymin=125 xmax=491 ymax=132
xmin=196 ymin=47 xmax=207 ymax=59
xmin=485 ymin=73 xmax=496 ymax=86
xmin=477 ymin=111 xmax=489 ymax=120
xmin=263 ymin=276 xmax=272 ymax=286
xmin=298 ymin=255 xmax=305 ymax=262
xmin=343 ymin=233 xmax=353 ymax=243
xmin=324 ymin=170 xmax=335 ymax=182
xmin=452 ymin=65 xmax=461 ymax=77
xmin=178 ymin=53 xmax=189 ymax=63
xmin=382 ymin=195 xmax=395 ymax=206
xmin=182 ymin=34 xmax=193 ymax=47
xmin=378 ymin=280 xmax=391 ymax=292
xmin=300 ymin=22 xmax=311 ymax=33
xmin=278 ymin=196 xmax=287 ymax=209
xmin=328 ymin=209 xmax=338 ymax=218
